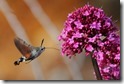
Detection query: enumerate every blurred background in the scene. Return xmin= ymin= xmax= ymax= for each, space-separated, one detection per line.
xmin=0 ymin=0 xmax=120 ymax=80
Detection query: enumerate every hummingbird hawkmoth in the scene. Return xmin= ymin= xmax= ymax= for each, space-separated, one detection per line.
xmin=14 ymin=37 xmax=45 ymax=65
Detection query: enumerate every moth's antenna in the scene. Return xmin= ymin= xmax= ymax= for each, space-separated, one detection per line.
xmin=45 ymin=47 xmax=60 ymax=51
xmin=41 ymin=39 xmax=44 ymax=47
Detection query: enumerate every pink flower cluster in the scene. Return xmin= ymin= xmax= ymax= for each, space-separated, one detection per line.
xmin=93 ymin=33 xmax=120 ymax=80
xmin=58 ymin=4 xmax=120 ymax=80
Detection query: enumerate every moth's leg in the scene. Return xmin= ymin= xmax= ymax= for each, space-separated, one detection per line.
xmin=25 ymin=60 xmax=33 ymax=64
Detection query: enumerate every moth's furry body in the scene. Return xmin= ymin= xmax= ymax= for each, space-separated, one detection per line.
xmin=14 ymin=37 xmax=45 ymax=65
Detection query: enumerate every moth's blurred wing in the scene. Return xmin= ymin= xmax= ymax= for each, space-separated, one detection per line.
xmin=14 ymin=37 xmax=34 ymax=59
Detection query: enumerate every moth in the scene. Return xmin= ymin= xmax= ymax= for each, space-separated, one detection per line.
xmin=14 ymin=37 xmax=45 ymax=65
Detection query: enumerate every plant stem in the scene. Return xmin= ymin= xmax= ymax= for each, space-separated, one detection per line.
xmin=91 ymin=56 xmax=102 ymax=80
